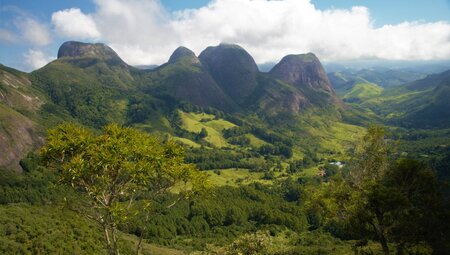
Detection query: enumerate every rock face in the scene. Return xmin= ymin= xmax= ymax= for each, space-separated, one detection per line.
xmin=199 ymin=44 xmax=259 ymax=104
xmin=269 ymin=53 xmax=339 ymax=106
xmin=45 ymin=41 xmax=134 ymax=89
xmin=58 ymin=41 xmax=120 ymax=60
xmin=0 ymin=106 xmax=42 ymax=172
xmin=57 ymin=41 xmax=127 ymax=67
xmin=249 ymin=76 xmax=309 ymax=116
xmin=0 ymin=65 xmax=44 ymax=171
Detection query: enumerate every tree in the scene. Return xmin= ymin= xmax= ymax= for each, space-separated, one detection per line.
xmin=41 ymin=123 xmax=207 ymax=255
xmin=349 ymin=125 xmax=390 ymax=187
xmin=321 ymin=126 xmax=449 ymax=255
xmin=386 ymin=159 xmax=449 ymax=255
xmin=345 ymin=126 xmax=396 ymax=255
xmin=226 ymin=231 xmax=272 ymax=255
xmin=196 ymin=127 xmax=208 ymax=140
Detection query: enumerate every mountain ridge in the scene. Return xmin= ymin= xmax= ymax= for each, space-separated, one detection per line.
xmin=0 ymin=41 xmax=349 ymax=170
xmin=0 ymin=40 xmax=449 ymax=172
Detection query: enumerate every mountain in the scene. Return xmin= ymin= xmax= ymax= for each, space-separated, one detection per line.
xmin=0 ymin=41 xmax=354 ymax=170
xmin=39 ymin=41 xmax=342 ymax=127
xmin=167 ymin=46 xmax=198 ymax=64
xmin=401 ymin=70 xmax=450 ymax=128
xmin=342 ymin=69 xmax=450 ymax=128
xmin=138 ymin=46 xmax=238 ymax=112
xmin=199 ymin=43 xmax=259 ymax=105
xmin=30 ymin=41 xmax=137 ymax=128
xmin=57 ymin=41 xmax=127 ymax=66
xmin=269 ymin=53 xmax=341 ymax=107
xmin=328 ymin=68 xmax=426 ymax=89
xmin=0 ymin=65 xmax=45 ymax=171
xmin=246 ymin=75 xmax=309 ymax=117
xmin=2 ymin=40 xmax=450 ymax=255
xmin=145 ymin=43 xmax=340 ymax=116
xmin=332 ymin=76 xmax=384 ymax=103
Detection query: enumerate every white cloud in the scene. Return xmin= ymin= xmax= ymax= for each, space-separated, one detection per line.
xmin=171 ymin=0 xmax=450 ymax=63
xmin=52 ymin=8 xmax=101 ymax=39
xmin=23 ymin=49 xmax=55 ymax=70
xmin=16 ymin=17 xmax=52 ymax=46
xmin=49 ymin=0 xmax=450 ymax=65
xmin=0 ymin=29 xmax=18 ymax=43
xmin=92 ymin=0 xmax=179 ymax=64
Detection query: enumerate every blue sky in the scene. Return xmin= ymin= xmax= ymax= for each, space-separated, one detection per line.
xmin=2 ymin=0 xmax=449 ymax=25
xmin=1 ymin=0 xmax=449 ymax=71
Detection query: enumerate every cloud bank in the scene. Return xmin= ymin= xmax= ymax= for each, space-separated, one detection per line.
xmin=45 ymin=0 xmax=450 ymax=65
xmin=23 ymin=49 xmax=55 ymax=69
xmin=16 ymin=17 xmax=52 ymax=46
xmin=52 ymin=8 xmax=101 ymax=40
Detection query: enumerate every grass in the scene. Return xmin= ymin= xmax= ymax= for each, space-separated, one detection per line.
xmin=121 ymin=234 xmax=183 ymax=255
xmin=297 ymin=166 xmax=321 ymax=178
xmin=295 ymin=112 xmax=366 ymax=160
xmin=179 ymin=111 xmax=236 ymax=148
xmin=357 ymin=85 xmax=433 ymax=118
xmin=0 ymin=204 xmax=184 ymax=255
xmin=205 ymin=168 xmax=271 ymax=186
xmin=318 ymin=122 xmax=365 ymax=158
xmin=0 ymin=204 xmax=106 ymax=254
xmin=171 ymin=136 xmax=201 ymax=148
xmin=244 ymin=133 xmax=268 ymax=148
xmin=342 ymin=82 xmax=383 ymax=100
xmin=133 ymin=115 xmax=172 ymax=134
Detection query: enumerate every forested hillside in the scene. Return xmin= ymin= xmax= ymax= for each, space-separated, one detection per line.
xmin=0 ymin=41 xmax=449 ymax=255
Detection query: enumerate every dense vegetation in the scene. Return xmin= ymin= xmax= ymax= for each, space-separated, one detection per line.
xmin=1 ymin=125 xmax=449 ymax=254
xmin=1 ymin=42 xmax=449 ymax=254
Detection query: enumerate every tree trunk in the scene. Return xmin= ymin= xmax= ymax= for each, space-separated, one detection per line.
xmin=396 ymin=243 xmax=405 ymax=255
xmin=102 ymin=223 xmax=114 ymax=255
xmin=374 ymin=210 xmax=390 ymax=255
xmin=135 ymin=214 xmax=149 ymax=255
xmin=135 ymin=234 xmax=143 ymax=255
xmin=379 ymin=233 xmax=390 ymax=255
xmin=111 ymin=224 xmax=119 ymax=255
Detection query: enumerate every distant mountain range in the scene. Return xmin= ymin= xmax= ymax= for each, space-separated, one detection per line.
xmin=329 ymin=68 xmax=427 ymax=89
xmin=323 ymin=60 xmax=450 ymax=74
xmin=332 ymin=68 xmax=450 ymax=128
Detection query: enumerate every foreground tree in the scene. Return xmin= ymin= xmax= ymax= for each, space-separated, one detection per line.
xmin=41 ymin=123 xmax=207 ymax=255
xmin=312 ymin=126 xmax=449 ymax=255
xmin=347 ymin=126 xmax=394 ymax=255
xmin=385 ymin=159 xmax=449 ymax=255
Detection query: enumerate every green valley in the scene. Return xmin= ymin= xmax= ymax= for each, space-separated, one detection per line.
xmin=0 ymin=41 xmax=449 ymax=255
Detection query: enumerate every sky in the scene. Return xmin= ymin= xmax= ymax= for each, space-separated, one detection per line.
xmin=0 ymin=0 xmax=449 ymax=72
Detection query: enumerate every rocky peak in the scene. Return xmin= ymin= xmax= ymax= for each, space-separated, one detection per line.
xmin=269 ymin=53 xmax=340 ymax=106
xmin=199 ymin=43 xmax=259 ymax=72
xmin=269 ymin=53 xmax=330 ymax=90
xmin=57 ymin=41 xmax=122 ymax=61
xmin=168 ymin=46 xmax=200 ymax=65
xmin=199 ymin=43 xmax=259 ymax=104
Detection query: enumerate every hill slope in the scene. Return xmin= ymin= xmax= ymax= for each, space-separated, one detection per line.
xmin=343 ymin=70 xmax=450 ymax=128
xmin=138 ymin=46 xmax=238 ymax=112
xmin=0 ymin=65 xmax=45 ymax=171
